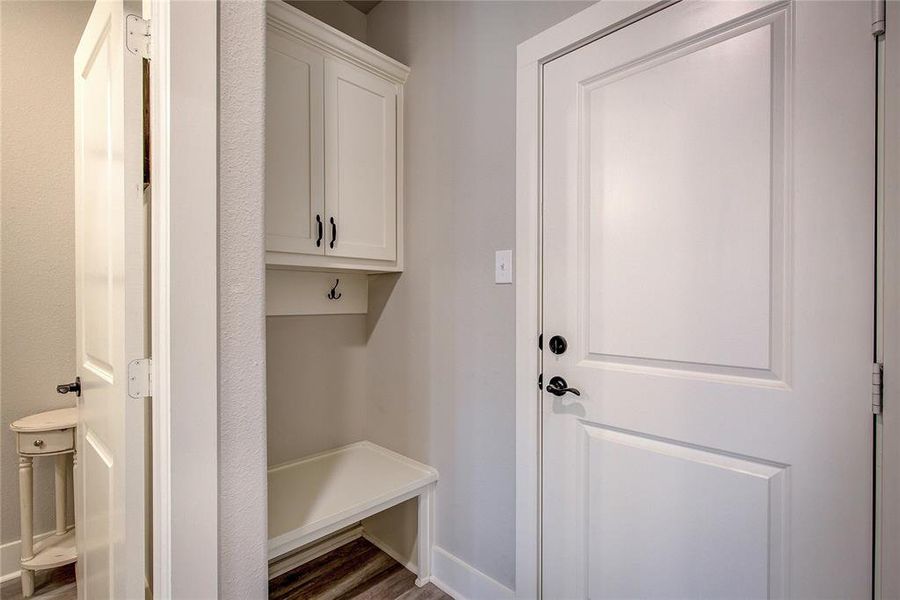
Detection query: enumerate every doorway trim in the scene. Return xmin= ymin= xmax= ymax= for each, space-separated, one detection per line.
xmin=878 ymin=2 xmax=900 ymax=597
xmin=515 ymin=1 xmax=897 ymax=597
xmin=148 ymin=1 xmax=219 ymax=597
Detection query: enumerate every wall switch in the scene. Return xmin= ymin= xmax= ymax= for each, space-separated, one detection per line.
xmin=495 ymin=250 xmax=513 ymax=284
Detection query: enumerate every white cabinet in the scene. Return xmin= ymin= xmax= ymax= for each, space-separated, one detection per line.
xmin=266 ymin=34 xmax=324 ymax=256
xmin=266 ymin=3 xmax=408 ymax=272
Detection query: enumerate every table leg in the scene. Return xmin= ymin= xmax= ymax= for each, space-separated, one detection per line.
xmin=19 ymin=455 xmax=34 ymax=597
xmin=415 ymin=485 xmax=434 ymax=587
xmin=55 ymin=454 xmax=67 ymax=535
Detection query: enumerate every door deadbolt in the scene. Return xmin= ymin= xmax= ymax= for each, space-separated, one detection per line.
xmin=548 ymin=335 xmax=568 ymax=355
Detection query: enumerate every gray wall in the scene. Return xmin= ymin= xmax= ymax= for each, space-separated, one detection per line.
xmin=363 ymin=1 xmax=592 ymax=588
xmin=285 ymin=0 xmax=367 ymax=42
xmin=219 ymin=1 xmax=269 ymax=598
xmin=0 ymin=0 xmax=93 ymax=545
xmin=267 ymin=315 xmax=368 ymax=464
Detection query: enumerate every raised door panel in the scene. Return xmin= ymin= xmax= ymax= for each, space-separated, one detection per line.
xmin=266 ymin=30 xmax=325 ymax=255
xmin=325 ymin=59 xmax=397 ymax=261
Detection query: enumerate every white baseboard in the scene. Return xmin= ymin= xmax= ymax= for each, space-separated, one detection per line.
xmin=1 ymin=529 xmax=63 ymax=584
xmin=430 ymin=546 xmax=514 ymax=600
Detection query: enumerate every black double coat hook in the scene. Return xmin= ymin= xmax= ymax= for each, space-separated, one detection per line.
xmin=327 ymin=279 xmax=342 ymax=300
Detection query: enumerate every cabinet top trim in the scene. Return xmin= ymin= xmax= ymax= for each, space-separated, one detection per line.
xmin=267 ymin=1 xmax=410 ymax=85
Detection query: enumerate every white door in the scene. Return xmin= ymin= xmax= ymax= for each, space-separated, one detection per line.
xmin=325 ymin=58 xmax=397 ymax=261
xmin=266 ymin=30 xmax=326 ymax=255
xmin=542 ymin=2 xmax=874 ymax=598
xmin=73 ymin=1 xmax=147 ymax=598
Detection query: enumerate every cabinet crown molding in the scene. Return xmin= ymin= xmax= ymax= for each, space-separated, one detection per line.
xmin=267 ymin=1 xmax=410 ymax=85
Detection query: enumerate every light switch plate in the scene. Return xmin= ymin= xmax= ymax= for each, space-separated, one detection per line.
xmin=495 ymin=250 xmax=513 ymax=284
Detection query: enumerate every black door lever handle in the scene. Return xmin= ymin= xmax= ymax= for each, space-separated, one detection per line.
xmin=57 ymin=376 xmax=81 ymax=397
xmin=546 ymin=376 xmax=580 ymax=397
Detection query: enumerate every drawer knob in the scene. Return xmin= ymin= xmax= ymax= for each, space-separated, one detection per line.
xmin=33 ymin=439 xmax=44 ymax=448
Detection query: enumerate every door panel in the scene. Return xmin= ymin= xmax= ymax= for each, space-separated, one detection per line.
xmin=266 ymin=31 xmax=325 ymax=255
xmin=582 ymin=21 xmax=779 ymax=375
xmin=580 ymin=424 xmax=786 ymax=599
xmin=542 ymin=2 xmax=874 ymax=598
xmin=325 ymin=59 xmax=397 ymax=261
xmin=74 ymin=1 xmax=146 ymax=597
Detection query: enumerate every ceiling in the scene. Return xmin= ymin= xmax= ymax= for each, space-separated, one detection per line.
xmin=346 ymin=0 xmax=382 ymax=14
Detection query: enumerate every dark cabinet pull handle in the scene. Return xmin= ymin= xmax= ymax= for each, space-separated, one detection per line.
xmin=330 ymin=217 xmax=337 ymax=249
xmin=315 ymin=215 xmax=323 ymax=247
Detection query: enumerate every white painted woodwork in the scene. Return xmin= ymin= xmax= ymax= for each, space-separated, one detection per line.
xmin=148 ymin=1 xmax=220 ymax=596
xmin=10 ymin=409 xmax=77 ymax=597
xmin=325 ymin=58 xmax=398 ymax=261
xmin=268 ymin=441 xmax=437 ymax=584
xmin=266 ymin=30 xmax=325 ymax=256
xmin=879 ymin=3 xmax=900 ymax=597
xmin=265 ymin=1 xmax=408 ymax=273
xmin=540 ymin=2 xmax=874 ymax=598
xmin=74 ymin=1 xmax=147 ymax=598
xmin=266 ymin=269 xmax=368 ymax=316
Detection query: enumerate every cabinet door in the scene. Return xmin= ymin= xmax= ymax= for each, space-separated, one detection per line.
xmin=325 ymin=59 xmax=397 ymax=261
xmin=266 ymin=31 xmax=325 ymax=255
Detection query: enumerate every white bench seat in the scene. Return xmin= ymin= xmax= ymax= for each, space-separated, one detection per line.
xmin=267 ymin=441 xmax=438 ymax=585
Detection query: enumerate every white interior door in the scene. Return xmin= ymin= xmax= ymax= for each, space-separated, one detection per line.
xmin=542 ymin=2 xmax=875 ymax=598
xmin=266 ymin=30 xmax=326 ymax=255
xmin=73 ymin=1 xmax=147 ymax=598
xmin=325 ymin=58 xmax=397 ymax=261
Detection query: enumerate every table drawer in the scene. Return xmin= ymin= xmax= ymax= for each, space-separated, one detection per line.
xmin=18 ymin=430 xmax=73 ymax=455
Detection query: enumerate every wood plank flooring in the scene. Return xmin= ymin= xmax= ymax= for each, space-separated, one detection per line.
xmin=1 ymin=538 xmax=447 ymax=600
xmin=0 ymin=565 xmax=76 ymax=600
xmin=270 ymin=538 xmax=452 ymax=600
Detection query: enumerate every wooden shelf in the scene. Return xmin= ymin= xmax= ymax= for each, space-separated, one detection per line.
xmin=268 ymin=441 xmax=438 ymax=560
xmin=21 ymin=529 xmax=76 ymax=570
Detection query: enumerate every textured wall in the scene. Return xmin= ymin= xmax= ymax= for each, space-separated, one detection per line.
xmin=0 ymin=0 xmax=93 ymax=545
xmin=363 ymin=1 xmax=592 ymax=588
xmin=219 ymin=1 xmax=269 ymax=597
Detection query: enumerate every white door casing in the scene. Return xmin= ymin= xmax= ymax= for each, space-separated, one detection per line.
xmin=324 ymin=58 xmax=398 ymax=261
xmin=266 ymin=29 xmax=326 ymax=256
xmin=74 ymin=1 xmax=147 ymax=598
xmin=541 ymin=2 xmax=874 ymax=598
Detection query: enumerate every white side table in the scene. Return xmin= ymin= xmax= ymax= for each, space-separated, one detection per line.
xmin=10 ymin=408 xmax=77 ymax=598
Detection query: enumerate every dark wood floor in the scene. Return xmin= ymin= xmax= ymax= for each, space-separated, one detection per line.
xmin=270 ymin=538 xmax=452 ymax=600
xmin=1 ymin=538 xmax=448 ymax=600
xmin=0 ymin=565 xmax=76 ymax=600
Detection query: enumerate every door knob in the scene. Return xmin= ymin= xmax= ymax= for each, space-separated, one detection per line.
xmin=546 ymin=376 xmax=580 ymax=397
xmin=56 ymin=376 xmax=81 ymax=397
xmin=548 ymin=335 xmax=567 ymax=355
